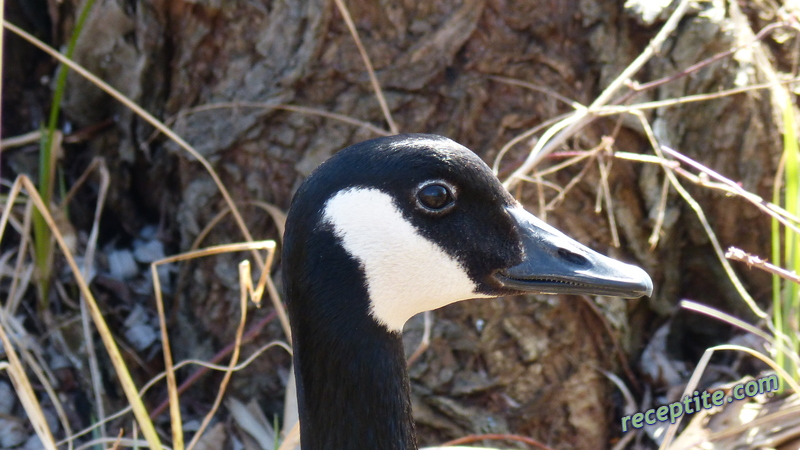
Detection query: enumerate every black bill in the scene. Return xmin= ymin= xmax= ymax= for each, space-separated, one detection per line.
xmin=495 ymin=207 xmax=653 ymax=298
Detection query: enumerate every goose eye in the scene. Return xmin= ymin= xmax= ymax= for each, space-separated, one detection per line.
xmin=417 ymin=183 xmax=454 ymax=211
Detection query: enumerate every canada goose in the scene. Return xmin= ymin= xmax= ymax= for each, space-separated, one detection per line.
xmin=282 ymin=134 xmax=652 ymax=450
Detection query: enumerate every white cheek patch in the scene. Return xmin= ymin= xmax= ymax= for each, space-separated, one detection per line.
xmin=322 ymin=187 xmax=490 ymax=332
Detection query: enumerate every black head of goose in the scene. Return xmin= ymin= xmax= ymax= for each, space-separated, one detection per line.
xmin=282 ymin=133 xmax=653 ymax=450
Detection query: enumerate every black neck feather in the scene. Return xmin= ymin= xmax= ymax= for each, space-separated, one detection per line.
xmin=284 ymin=226 xmax=418 ymax=450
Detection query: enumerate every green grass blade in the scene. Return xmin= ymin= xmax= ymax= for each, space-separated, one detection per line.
xmin=777 ymin=98 xmax=800 ymax=387
xmin=783 ymin=99 xmax=800 ymax=382
xmin=34 ymin=0 xmax=98 ymax=306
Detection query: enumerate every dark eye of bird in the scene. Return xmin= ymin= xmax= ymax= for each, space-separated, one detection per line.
xmin=417 ymin=183 xmax=454 ymax=211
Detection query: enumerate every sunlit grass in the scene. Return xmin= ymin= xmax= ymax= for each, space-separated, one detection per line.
xmin=772 ymin=98 xmax=800 ymax=391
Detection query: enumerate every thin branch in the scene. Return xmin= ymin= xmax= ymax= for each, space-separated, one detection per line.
xmin=661 ymin=145 xmax=800 ymax=233
xmin=503 ymin=0 xmax=692 ymax=189
xmin=596 ymin=76 xmax=800 ymax=116
xmin=145 ymin=102 xmax=391 ymax=147
xmin=487 ymin=75 xmax=583 ymax=109
xmin=617 ymin=21 xmax=792 ymax=104
xmin=726 ymin=246 xmax=800 ymax=284
xmin=333 ymin=0 xmax=399 ymax=134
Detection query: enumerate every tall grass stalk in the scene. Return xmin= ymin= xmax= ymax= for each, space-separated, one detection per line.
xmin=772 ymin=98 xmax=800 ymax=391
xmin=34 ymin=0 xmax=97 ymax=306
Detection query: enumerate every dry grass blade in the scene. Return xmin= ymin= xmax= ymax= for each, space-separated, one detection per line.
xmin=502 ymin=112 xmax=586 ymax=190
xmin=240 ymin=242 xmax=280 ymax=312
xmin=277 ymin=422 xmax=301 ymax=450
xmin=180 ymin=203 xmax=290 ymax=338
xmin=621 ymin=21 xmax=791 ymax=100
xmin=332 ymin=0 xmax=399 ymax=134
xmin=631 ymin=111 xmax=768 ymax=320
xmin=184 ymin=260 xmax=254 ymax=450
xmin=506 ymin=10 xmax=791 ymax=199
xmin=492 ymin=113 xmax=572 ymax=175
xmin=519 ymin=176 xmax=562 ymax=195
xmin=502 ymin=0 xmax=692 ymax=189
xmin=3 ymin=22 xmax=266 ymax=273
xmin=150 ymin=102 xmax=391 ymax=145
xmin=5 ymin=201 xmax=33 ymax=314
xmin=681 ymin=300 xmax=800 ymax=370
xmin=406 ymin=310 xmax=432 ymax=366
xmin=726 ymin=247 xmax=800 ymax=284
xmin=487 ymin=75 xmax=583 ymax=109
xmin=77 ymin=159 xmax=110 ymax=441
xmin=544 ymin=152 xmax=598 ymax=211
xmin=0 ymin=24 xmax=288 ymax=448
xmin=250 ymin=201 xmax=288 ymax=242
xmin=534 ymin=172 xmax=547 ymax=218
xmin=0 ymin=130 xmax=40 ymax=150
xmin=594 ymin=76 xmax=800 ymax=117
xmin=612 ymin=152 xmax=679 ymax=167
xmin=1 ymin=124 xmax=116 ymax=151
xmin=0 ymin=313 xmax=57 ymax=450
xmin=150 ymin=311 xmax=277 ymax=420
xmin=0 ymin=175 xmax=163 ymax=449
xmin=596 ymin=153 xmax=620 ymax=247
xmin=226 ymin=397 xmax=275 ymax=448
xmin=0 ymin=202 xmax=72 ymax=448
xmin=660 ymin=344 xmax=800 ymax=449
xmin=660 ymin=146 xmax=800 ymax=234
xmin=60 ymin=157 xmax=106 ymax=207
xmin=648 ymin=173 xmax=671 ymax=250
xmin=9 ymin=325 xmax=74 ymax=450
xmin=529 ymin=150 xmax=595 ymax=179
xmin=605 ymin=370 xmax=638 ymax=450
xmin=72 ymin=437 xmax=150 ymax=450
xmin=171 ymin=340 xmax=292 ymax=373
xmin=680 ymin=300 xmax=775 ymax=348
xmin=57 ymin=340 xmax=291 ymax=448
xmin=680 ymin=396 xmax=800 ymax=448
xmin=149 ymin=240 xmax=277 ymax=449
xmin=614 ymin=146 xmax=800 ymax=249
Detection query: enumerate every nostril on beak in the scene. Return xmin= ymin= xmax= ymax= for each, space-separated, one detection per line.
xmin=557 ymin=248 xmax=589 ymax=266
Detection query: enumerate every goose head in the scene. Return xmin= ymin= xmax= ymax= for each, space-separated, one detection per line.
xmin=284 ymin=133 xmax=652 ymax=332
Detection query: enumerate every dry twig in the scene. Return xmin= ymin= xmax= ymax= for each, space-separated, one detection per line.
xmin=726 ymin=246 xmax=800 ymax=284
